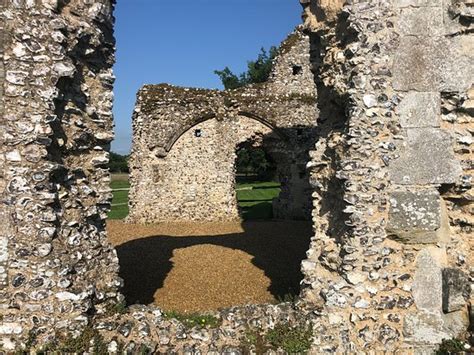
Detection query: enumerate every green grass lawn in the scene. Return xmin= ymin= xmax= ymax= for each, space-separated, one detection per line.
xmin=108 ymin=176 xmax=280 ymax=220
xmin=236 ymin=181 xmax=281 ymax=220
xmin=108 ymin=179 xmax=130 ymax=220
xmin=111 ymin=180 xmax=131 ymax=190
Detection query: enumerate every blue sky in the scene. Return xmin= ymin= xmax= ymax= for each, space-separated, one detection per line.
xmin=112 ymin=0 xmax=302 ymax=154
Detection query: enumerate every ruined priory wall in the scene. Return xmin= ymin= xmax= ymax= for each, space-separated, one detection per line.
xmin=1 ymin=0 xmax=472 ymax=352
xmin=128 ymin=30 xmax=318 ymax=223
xmin=267 ymin=28 xmax=316 ymax=97
xmin=0 ymin=0 xmax=122 ymax=349
xmin=128 ymin=116 xmax=274 ymax=223
xmin=300 ymin=0 xmax=473 ymax=351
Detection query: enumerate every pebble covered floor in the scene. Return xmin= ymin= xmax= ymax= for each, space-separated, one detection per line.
xmin=107 ymin=220 xmax=312 ymax=313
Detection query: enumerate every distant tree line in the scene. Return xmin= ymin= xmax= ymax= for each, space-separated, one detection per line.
xmin=214 ymin=46 xmax=278 ymax=90
xmin=108 ymin=152 xmax=129 ymax=173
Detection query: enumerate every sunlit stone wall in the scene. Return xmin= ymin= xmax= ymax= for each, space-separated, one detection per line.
xmin=0 ymin=0 xmax=122 ymax=349
xmin=300 ymin=0 xmax=473 ymax=351
xmin=128 ymin=29 xmax=318 ymax=223
xmin=1 ymin=0 xmax=472 ymax=352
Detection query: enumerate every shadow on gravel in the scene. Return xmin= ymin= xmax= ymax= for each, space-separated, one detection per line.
xmin=115 ymin=221 xmax=312 ymax=306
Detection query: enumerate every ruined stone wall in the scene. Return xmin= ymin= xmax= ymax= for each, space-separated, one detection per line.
xmin=0 ymin=0 xmax=122 ymax=349
xmin=300 ymin=0 xmax=473 ymax=351
xmin=129 ymin=115 xmax=277 ymax=222
xmin=128 ymin=29 xmax=318 ymax=223
xmin=1 ymin=0 xmax=473 ymax=352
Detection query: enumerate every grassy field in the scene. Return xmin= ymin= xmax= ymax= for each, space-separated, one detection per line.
xmin=108 ymin=176 xmax=280 ymax=220
xmin=236 ymin=181 xmax=280 ymax=220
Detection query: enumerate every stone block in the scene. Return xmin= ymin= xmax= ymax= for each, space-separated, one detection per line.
xmin=387 ymin=189 xmax=441 ymax=244
xmin=389 ymin=128 xmax=462 ymax=185
xmin=412 ymin=248 xmax=443 ymax=312
xmin=393 ymin=37 xmax=472 ymax=92
xmin=403 ymin=311 xmax=448 ymax=344
xmin=442 ymin=309 xmax=470 ymax=337
xmin=398 ymin=92 xmax=440 ymax=128
xmin=399 ymin=7 xmax=444 ymax=36
xmin=404 ymin=307 xmax=469 ymax=345
xmin=405 ymin=250 xmax=469 ymax=344
xmin=442 ymin=268 xmax=469 ymax=313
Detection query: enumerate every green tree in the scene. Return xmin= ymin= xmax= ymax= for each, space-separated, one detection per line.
xmin=213 ymin=67 xmax=243 ymax=90
xmin=244 ymin=47 xmax=278 ymax=84
xmin=108 ymin=152 xmax=129 ymax=173
xmin=236 ymin=148 xmax=251 ymax=174
xmin=214 ymin=47 xmax=278 ymax=90
xmin=236 ymin=147 xmax=275 ymax=180
xmin=249 ymin=149 xmax=270 ymax=177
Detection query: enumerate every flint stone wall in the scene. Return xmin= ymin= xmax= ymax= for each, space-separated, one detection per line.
xmin=128 ymin=29 xmax=318 ymax=223
xmin=0 ymin=0 xmax=122 ymax=349
xmin=300 ymin=0 xmax=473 ymax=351
xmin=0 ymin=0 xmax=472 ymax=353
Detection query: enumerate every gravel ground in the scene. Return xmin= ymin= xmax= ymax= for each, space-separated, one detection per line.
xmin=107 ymin=220 xmax=312 ymax=313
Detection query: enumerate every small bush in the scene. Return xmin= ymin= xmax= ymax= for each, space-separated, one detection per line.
xmin=58 ymin=327 xmax=108 ymax=354
xmin=105 ymin=300 xmax=128 ymax=316
xmin=241 ymin=328 xmax=270 ymax=355
xmin=19 ymin=327 xmax=107 ymax=354
xmin=163 ymin=311 xmax=221 ymax=329
xmin=266 ymin=322 xmax=313 ymax=354
xmin=275 ymin=292 xmax=300 ymax=305
xmin=436 ymin=338 xmax=466 ymax=355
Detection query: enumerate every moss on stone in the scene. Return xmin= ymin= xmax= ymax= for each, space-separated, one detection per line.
xmin=279 ymin=31 xmax=303 ymax=55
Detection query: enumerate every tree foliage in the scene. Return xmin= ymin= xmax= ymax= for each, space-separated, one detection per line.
xmin=108 ymin=152 xmax=129 ymax=173
xmin=236 ymin=147 xmax=275 ymax=180
xmin=214 ymin=47 xmax=278 ymax=90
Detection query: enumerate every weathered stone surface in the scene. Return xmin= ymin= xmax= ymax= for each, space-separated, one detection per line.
xmin=398 ymin=92 xmax=440 ymax=128
xmin=386 ymin=189 xmax=441 ymax=243
xmin=394 ymin=0 xmax=443 ymax=7
xmin=412 ymin=248 xmax=443 ymax=312
xmin=0 ymin=0 xmax=122 ymax=347
xmin=302 ymin=0 xmax=471 ymax=351
xmin=442 ymin=268 xmax=469 ymax=313
xmin=442 ymin=309 xmax=470 ymax=337
xmin=300 ymin=0 xmax=344 ymax=30
xmin=389 ymin=128 xmax=462 ymax=185
xmin=1 ymin=0 xmax=472 ymax=352
xmin=393 ymin=37 xmax=472 ymax=92
xmin=403 ymin=311 xmax=448 ymax=344
xmin=128 ymin=29 xmax=317 ymax=223
xmin=0 ymin=210 xmax=9 ymax=289
xmin=399 ymin=7 xmax=444 ymax=36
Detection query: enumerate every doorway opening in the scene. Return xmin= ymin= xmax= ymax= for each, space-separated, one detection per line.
xmin=235 ymin=139 xmax=280 ymax=220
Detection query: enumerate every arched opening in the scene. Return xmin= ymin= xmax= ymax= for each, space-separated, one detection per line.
xmin=110 ymin=114 xmax=314 ymax=312
xmin=105 ymin=2 xmax=318 ymax=317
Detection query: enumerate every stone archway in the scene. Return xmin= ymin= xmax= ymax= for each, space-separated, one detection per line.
xmin=127 ymin=28 xmax=318 ymax=223
xmin=127 ymin=112 xmax=315 ymax=223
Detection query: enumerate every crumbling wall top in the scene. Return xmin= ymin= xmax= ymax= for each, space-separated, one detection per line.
xmin=132 ymin=28 xmax=317 ymax=157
